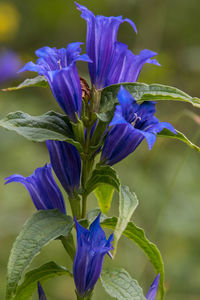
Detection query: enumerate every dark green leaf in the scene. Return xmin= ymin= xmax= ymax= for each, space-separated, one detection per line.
xmin=113 ymin=185 xmax=138 ymax=256
xmin=101 ymin=217 xmax=165 ymax=299
xmin=2 ymin=76 xmax=48 ymax=92
xmin=14 ymin=261 xmax=72 ymax=300
xmin=0 ymin=111 xmax=82 ymax=151
xmin=6 ymin=209 xmax=73 ymax=300
xmin=98 ymin=82 xmax=200 ymax=122
xmin=94 ymin=185 xmax=115 ymax=214
xmin=101 ymin=268 xmax=146 ymax=300
xmin=158 ymin=128 xmax=200 ymax=152
xmin=85 ymin=165 xmax=120 ymax=196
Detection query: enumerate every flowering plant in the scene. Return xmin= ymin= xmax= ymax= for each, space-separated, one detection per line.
xmin=1 ymin=2 xmax=200 ymax=300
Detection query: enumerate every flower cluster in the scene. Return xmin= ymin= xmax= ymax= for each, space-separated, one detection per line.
xmin=5 ymin=2 xmax=175 ymax=299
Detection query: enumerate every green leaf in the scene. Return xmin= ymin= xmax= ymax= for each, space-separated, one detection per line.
xmin=85 ymin=165 xmax=120 ymax=196
xmin=2 ymin=76 xmax=48 ymax=91
xmin=0 ymin=111 xmax=82 ymax=151
xmin=98 ymin=82 xmax=200 ymax=122
xmin=14 ymin=261 xmax=72 ymax=300
xmin=113 ymin=185 xmax=138 ymax=256
xmin=158 ymin=128 xmax=200 ymax=153
xmin=6 ymin=209 xmax=73 ymax=300
xmin=101 ymin=217 xmax=165 ymax=299
xmin=101 ymin=268 xmax=146 ymax=300
xmin=94 ymin=185 xmax=115 ymax=214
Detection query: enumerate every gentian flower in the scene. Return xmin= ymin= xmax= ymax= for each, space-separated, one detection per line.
xmin=37 ymin=282 xmax=47 ymax=300
xmin=76 ymin=3 xmax=159 ymax=89
xmin=0 ymin=50 xmax=21 ymax=85
xmin=73 ymin=214 xmax=113 ymax=298
xmin=19 ymin=42 xmax=91 ymax=122
xmin=146 ymin=274 xmax=160 ymax=300
xmin=46 ymin=140 xmax=81 ymax=198
xmin=101 ymin=86 xmax=176 ymax=165
xmin=5 ymin=164 xmax=66 ymax=214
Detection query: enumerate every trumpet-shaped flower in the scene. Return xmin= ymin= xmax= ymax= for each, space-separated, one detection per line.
xmin=146 ymin=274 xmax=160 ymax=300
xmin=37 ymin=282 xmax=47 ymax=300
xmin=5 ymin=164 xmax=66 ymax=214
xmin=46 ymin=140 xmax=81 ymax=198
xmin=19 ymin=42 xmax=91 ymax=122
xmin=76 ymin=3 xmax=159 ymax=89
xmin=101 ymin=86 xmax=176 ymax=165
xmin=73 ymin=214 xmax=113 ymax=297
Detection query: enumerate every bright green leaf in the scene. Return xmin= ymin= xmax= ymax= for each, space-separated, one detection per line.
xmin=94 ymin=185 xmax=115 ymax=214
xmin=158 ymin=128 xmax=200 ymax=153
xmin=101 ymin=217 xmax=165 ymax=299
xmin=101 ymin=268 xmax=146 ymax=300
xmin=113 ymin=185 xmax=138 ymax=256
xmin=0 ymin=111 xmax=82 ymax=151
xmin=85 ymin=165 xmax=120 ymax=196
xmin=6 ymin=209 xmax=73 ymax=300
xmin=14 ymin=261 xmax=72 ymax=300
xmin=2 ymin=76 xmax=48 ymax=92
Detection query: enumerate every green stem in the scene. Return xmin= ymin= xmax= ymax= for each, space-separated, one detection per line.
xmin=76 ymin=291 xmax=93 ymax=300
xmin=69 ymin=195 xmax=81 ymax=219
xmin=60 ymin=234 xmax=76 ymax=261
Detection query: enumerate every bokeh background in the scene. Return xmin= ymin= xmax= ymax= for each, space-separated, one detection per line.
xmin=0 ymin=0 xmax=200 ymax=299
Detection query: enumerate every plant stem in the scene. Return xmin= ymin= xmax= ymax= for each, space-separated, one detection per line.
xmin=69 ymin=195 xmax=81 ymax=219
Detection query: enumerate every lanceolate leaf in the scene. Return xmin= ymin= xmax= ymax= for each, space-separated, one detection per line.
xmin=101 ymin=217 xmax=165 ymax=299
xmin=6 ymin=210 xmax=73 ymax=300
xmin=2 ymin=76 xmax=48 ymax=92
xmin=85 ymin=165 xmax=120 ymax=196
xmin=113 ymin=185 xmax=138 ymax=256
xmin=94 ymin=185 xmax=115 ymax=214
xmin=0 ymin=111 xmax=82 ymax=151
xmin=100 ymin=82 xmax=200 ymax=117
xmin=101 ymin=268 xmax=146 ymax=300
xmin=14 ymin=261 xmax=72 ymax=300
xmin=158 ymin=128 xmax=200 ymax=152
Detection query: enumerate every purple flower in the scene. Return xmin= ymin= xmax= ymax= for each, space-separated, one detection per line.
xmin=0 ymin=50 xmax=21 ymax=85
xmin=146 ymin=274 xmax=160 ymax=300
xmin=46 ymin=140 xmax=81 ymax=198
xmin=101 ymin=86 xmax=176 ymax=165
xmin=73 ymin=214 xmax=113 ymax=297
xmin=76 ymin=3 xmax=159 ymax=89
xmin=19 ymin=42 xmax=91 ymax=122
xmin=105 ymin=44 xmax=160 ymax=87
xmin=37 ymin=282 xmax=47 ymax=300
xmin=5 ymin=164 xmax=66 ymax=214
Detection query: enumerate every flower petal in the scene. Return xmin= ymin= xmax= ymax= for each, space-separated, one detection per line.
xmin=5 ymin=164 xmax=66 ymax=214
xmin=146 ymin=274 xmax=160 ymax=300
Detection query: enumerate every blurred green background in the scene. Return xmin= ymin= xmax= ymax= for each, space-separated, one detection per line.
xmin=0 ymin=0 xmax=200 ymax=299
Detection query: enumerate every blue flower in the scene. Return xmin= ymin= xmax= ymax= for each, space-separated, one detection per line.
xmin=19 ymin=42 xmax=91 ymax=122
xmin=146 ymin=274 xmax=160 ymax=300
xmin=73 ymin=214 xmax=113 ymax=297
xmin=37 ymin=282 xmax=47 ymax=300
xmin=0 ymin=50 xmax=21 ymax=85
xmin=76 ymin=3 xmax=159 ymax=89
xmin=46 ymin=140 xmax=81 ymax=198
xmin=101 ymin=86 xmax=176 ymax=165
xmin=5 ymin=164 xmax=66 ymax=214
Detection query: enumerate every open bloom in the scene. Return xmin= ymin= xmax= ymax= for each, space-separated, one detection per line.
xmin=146 ymin=274 xmax=160 ymax=300
xmin=37 ymin=282 xmax=47 ymax=300
xmin=73 ymin=214 xmax=113 ymax=297
xmin=101 ymin=86 xmax=176 ymax=165
xmin=46 ymin=140 xmax=81 ymax=198
xmin=76 ymin=3 xmax=159 ymax=89
xmin=5 ymin=164 xmax=66 ymax=214
xmin=19 ymin=42 xmax=91 ymax=122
